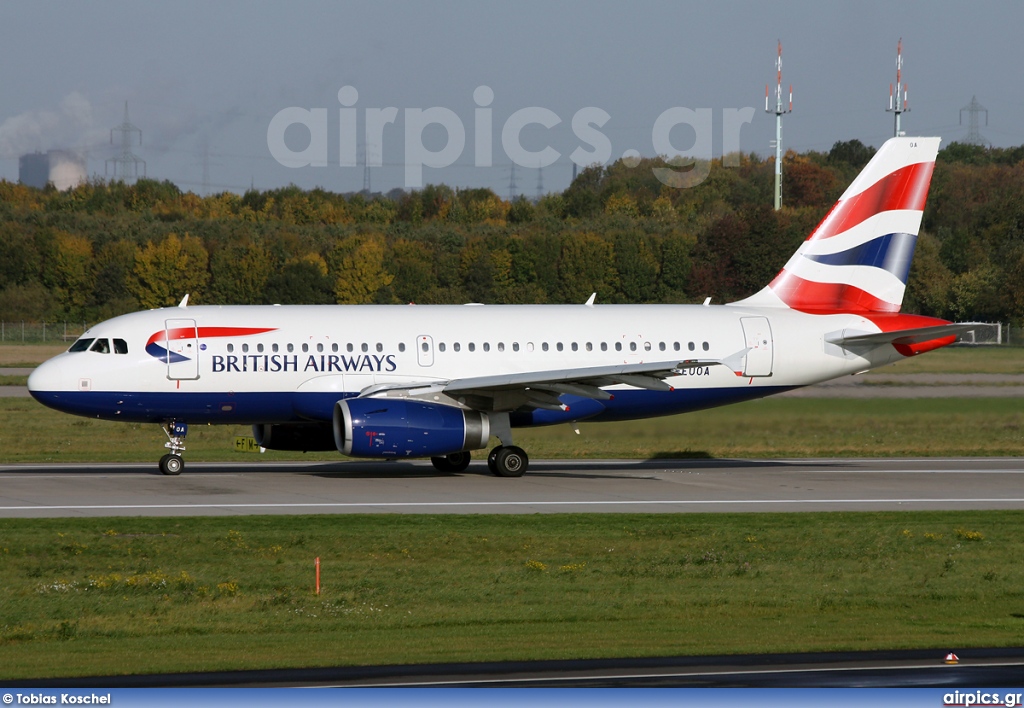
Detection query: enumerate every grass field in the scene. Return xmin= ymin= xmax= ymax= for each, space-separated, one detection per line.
xmin=1 ymin=343 xmax=1021 ymax=681
xmin=1 ymin=396 xmax=1021 ymax=464
xmin=0 ymin=511 xmax=1022 ymax=679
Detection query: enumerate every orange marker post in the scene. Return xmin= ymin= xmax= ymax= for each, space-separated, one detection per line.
xmin=315 ymin=556 xmax=321 ymax=595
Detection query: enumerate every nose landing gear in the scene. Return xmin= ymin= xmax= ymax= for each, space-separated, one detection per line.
xmin=159 ymin=421 xmax=188 ymax=475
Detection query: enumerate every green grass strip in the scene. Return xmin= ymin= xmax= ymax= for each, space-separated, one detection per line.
xmin=2 ymin=397 xmax=1020 ymax=463
xmin=1 ymin=511 xmax=1023 ymax=679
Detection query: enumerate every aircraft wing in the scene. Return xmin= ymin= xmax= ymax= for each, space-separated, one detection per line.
xmin=825 ymin=323 xmax=978 ymax=347
xmin=358 ymin=358 xmax=727 ymax=412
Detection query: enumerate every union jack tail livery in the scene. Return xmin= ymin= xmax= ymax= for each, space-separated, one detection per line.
xmin=736 ymin=137 xmax=940 ymax=313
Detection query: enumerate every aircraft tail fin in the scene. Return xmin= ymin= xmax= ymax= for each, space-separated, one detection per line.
xmin=732 ymin=136 xmax=940 ymax=313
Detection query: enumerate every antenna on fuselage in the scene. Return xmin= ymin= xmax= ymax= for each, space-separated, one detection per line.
xmin=178 ymin=294 xmax=190 ymax=308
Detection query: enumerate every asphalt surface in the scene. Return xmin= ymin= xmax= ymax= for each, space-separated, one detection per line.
xmin=3 ymin=647 xmax=1023 ymax=687
xmin=2 ymin=457 xmax=1023 ymax=518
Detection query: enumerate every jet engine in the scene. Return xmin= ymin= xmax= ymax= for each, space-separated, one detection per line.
xmin=333 ymin=398 xmax=490 ymax=458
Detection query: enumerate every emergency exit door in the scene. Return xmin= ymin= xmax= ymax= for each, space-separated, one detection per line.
xmin=740 ymin=316 xmax=773 ymax=377
xmin=165 ymin=318 xmax=200 ymax=380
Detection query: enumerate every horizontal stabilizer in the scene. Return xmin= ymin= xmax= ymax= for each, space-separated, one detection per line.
xmin=825 ymin=323 xmax=977 ymax=347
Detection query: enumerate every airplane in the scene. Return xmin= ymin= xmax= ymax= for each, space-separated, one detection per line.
xmin=28 ymin=136 xmax=973 ymax=476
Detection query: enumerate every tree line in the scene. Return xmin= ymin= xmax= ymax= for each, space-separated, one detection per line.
xmin=1 ymin=139 xmax=1022 ymax=325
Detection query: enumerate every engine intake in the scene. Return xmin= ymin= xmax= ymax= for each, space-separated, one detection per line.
xmin=334 ymin=398 xmax=490 ymax=458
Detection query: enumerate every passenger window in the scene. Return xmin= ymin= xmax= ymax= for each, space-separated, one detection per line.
xmin=302 ymin=343 xmax=309 ymax=353
xmin=497 ymin=342 xmax=505 ymax=352
xmin=527 ymin=342 xmax=535 ymax=352
xmin=556 ymin=342 xmax=563 ymax=352
xmin=703 ymin=342 xmax=710 ymax=351
xmin=287 ymin=343 xmax=294 ymax=353
xmin=257 ymin=343 xmax=264 ymax=353
xmin=674 ymin=342 xmax=680 ymax=351
xmin=347 ymin=343 xmax=354 ymax=352
xmin=361 ymin=343 xmax=368 ymax=353
xmin=688 ymin=342 xmax=695 ymax=351
xmin=571 ymin=343 xmax=578 ymax=352
xmin=483 ymin=343 xmax=490 ymax=352
xmin=399 ymin=343 xmax=406 ymax=352
xmin=242 ymin=343 xmax=249 ymax=353
xmin=439 ymin=343 xmax=446 ymax=352
xmin=332 ymin=343 xmax=338 ymax=353
xmin=316 ymin=343 xmax=323 ymax=353
xmin=615 ymin=342 xmax=622 ymax=351
xmin=421 ymin=342 xmax=429 ymax=352
xmin=601 ymin=342 xmax=607 ymax=351
xmin=113 ymin=338 xmax=128 ymax=354
xmin=659 ymin=342 xmax=666 ymax=351
xmin=227 ymin=343 xmax=234 ymax=353
xmin=272 ymin=343 xmax=279 ymax=353
xmin=629 ymin=342 xmax=637 ymax=352
xmin=542 ymin=342 xmax=549 ymax=352
xmin=468 ymin=343 xmax=475 ymax=352
xmin=644 ymin=342 xmax=652 ymax=351
xmin=376 ymin=343 xmax=383 ymax=353
xmin=89 ymin=339 xmax=110 ymax=354
xmin=454 ymin=342 xmax=461 ymax=352
xmin=512 ymin=342 xmax=519 ymax=352
xmin=586 ymin=342 xmax=593 ymax=351
xmin=69 ymin=338 xmax=94 ymax=353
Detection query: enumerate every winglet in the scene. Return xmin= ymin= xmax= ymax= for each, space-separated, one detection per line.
xmin=584 ymin=293 xmax=596 ymax=307
xmin=178 ymin=294 xmax=190 ymax=308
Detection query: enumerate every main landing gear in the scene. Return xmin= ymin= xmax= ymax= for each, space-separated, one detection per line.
xmin=428 ymin=445 xmax=530 ymax=477
xmin=159 ymin=421 xmax=188 ymax=475
xmin=488 ymin=445 xmax=529 ymax=477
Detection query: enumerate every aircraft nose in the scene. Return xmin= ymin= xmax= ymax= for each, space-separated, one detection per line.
xmin=28 ymin=357 xmax=65 ymax=395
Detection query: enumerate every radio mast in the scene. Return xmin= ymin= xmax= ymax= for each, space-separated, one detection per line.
xmin=886 ymin=39 xmax=909 ymax=137
xmin=765 ymin=41 xmax=792 ymax=210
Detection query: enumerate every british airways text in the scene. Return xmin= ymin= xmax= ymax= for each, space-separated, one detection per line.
xmin=211 ymin=354 xmax=398 ymax=373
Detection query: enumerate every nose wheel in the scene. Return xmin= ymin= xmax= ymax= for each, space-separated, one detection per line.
xmin=159 ymin=421 xmax=188 ymax=475
xmin=159 ymin=453 xmax=183 ymax=475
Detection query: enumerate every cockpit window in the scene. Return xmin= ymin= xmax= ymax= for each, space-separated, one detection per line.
xmin=69 ymin=338 xmax=94 ymax=353
xmin=89 ymin=339 xmax=111 ymax=354
xmin=113 ymin=338 xmax=128 ymax=354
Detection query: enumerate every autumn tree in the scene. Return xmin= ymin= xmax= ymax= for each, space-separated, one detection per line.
xmin=130 ymin=233 xmax=210 ymax=309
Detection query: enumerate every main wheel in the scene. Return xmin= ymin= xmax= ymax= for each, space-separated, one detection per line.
xmin=431 ymin=451 xmax=472 ymax=473
xmin=159 ymin=453 xmax=183 ymax=476
xmin=493 ymin=446 xmax=528 ymax=477
xmin=487 ymin=446 xmax=503 ymax=475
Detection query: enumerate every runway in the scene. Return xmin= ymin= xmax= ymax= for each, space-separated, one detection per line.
xmin=1 ymin=457 xmax=1022 ymax=518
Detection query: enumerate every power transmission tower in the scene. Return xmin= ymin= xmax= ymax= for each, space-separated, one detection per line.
xmin=765 ymin=41 xmax=792 ymax=210
xmin=105 ymin=102 xmax=145 ymax=182
xmin=195 ymin=140 xmax=222 ymax=196
xmin=508 ymin=163 xmax=518 ymax=201
xmin=960 ymin=96 xmax=989 ymax=146
xmin=886 ymin=38 xmax=909 ymax=137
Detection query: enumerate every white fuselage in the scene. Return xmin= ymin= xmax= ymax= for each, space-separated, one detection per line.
xmin=28 ymin=302 xmax=901 ymax=427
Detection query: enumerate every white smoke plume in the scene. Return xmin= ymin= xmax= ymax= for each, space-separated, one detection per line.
xmin=0 ymin=92 xmax=96 ymax=158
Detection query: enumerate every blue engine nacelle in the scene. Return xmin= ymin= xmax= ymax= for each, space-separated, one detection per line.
xmin=333 ymin=398 xmax=490 ymax=458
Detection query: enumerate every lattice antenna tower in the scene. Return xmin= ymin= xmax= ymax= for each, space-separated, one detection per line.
xmin=960 ymin=96 xmax=989 ymax=146
xmin=886 ymin=38 xmax=909 ymax=137
xmin=765 ymin=41 xmax=792 ymax=210
xmin=508 ymin=163 xmax=518 ymax=201
xmin=360 ymin=141 xmax=378 ymax=194
xmin=105 ymin=101 xmax=145 ymax=182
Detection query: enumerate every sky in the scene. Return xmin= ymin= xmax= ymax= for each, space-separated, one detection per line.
xmin=0 ymin=0 xmax=1021 ymax=197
